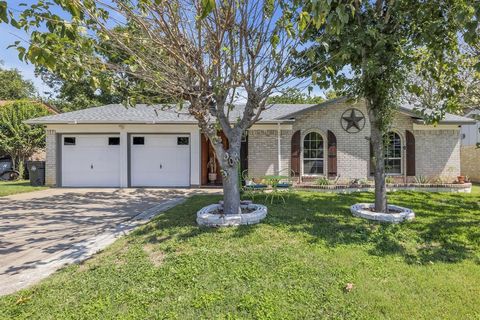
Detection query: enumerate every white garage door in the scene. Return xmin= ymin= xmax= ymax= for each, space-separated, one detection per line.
xmin=130 ymin=134 xmax=190 ymax=187
xmin=61 ymin=135 xmax=121 ymax=187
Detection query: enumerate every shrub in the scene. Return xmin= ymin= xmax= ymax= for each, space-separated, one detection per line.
xmin=316 ymin=176 xmax=330 ymax=186
xmin=385 ymin=176 xmax=395 ymax=184
xmin=0 ymin=100 xmax=52 ymax=173
xmin=414 ymin=175 xmax=430 ymax=184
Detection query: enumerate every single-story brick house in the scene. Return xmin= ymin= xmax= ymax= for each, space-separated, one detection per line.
xmin=26 ymin=97 xmax=475 ymax=188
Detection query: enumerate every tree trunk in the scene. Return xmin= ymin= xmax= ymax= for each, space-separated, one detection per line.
xmin=222 ymin=161 xmax=241 ymax=215
xmin=10 ymin=155 xmax=16 ymax=171
xmin=369 ymin=109 xmax=388 ymax=213
xmin=218 ymin=142 xmax=242 ymax=215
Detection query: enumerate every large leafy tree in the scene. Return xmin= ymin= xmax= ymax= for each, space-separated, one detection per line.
xmin=37 ymin=68 xmax=123 ymax=112
xmin=0 ymin=100 xmax=51 ymax=171
xmin=0 ymin=67 xmax=36 ymax=100
xmin=35 ymin=25 xmax=171 ymax=112
xmin=267 ymin=88 xmax=325 ymax=104
xmin=2 ymin=0 xmax=310 ymax=215
xmin=37 ymin=67 xmax=168 ymax=112
xmin=294 ymin=0 xmax=479 ymax=211
xmin=404 ymin=47 xmax=480 ymax=115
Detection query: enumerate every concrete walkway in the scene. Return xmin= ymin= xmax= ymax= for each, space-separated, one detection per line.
xmin=0 ymin=188 xmax=218 ymax=296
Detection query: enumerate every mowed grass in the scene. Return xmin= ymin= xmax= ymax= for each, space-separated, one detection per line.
xmin=1 ymin=189 xmax=479 ymax=319
xmin=472 ymin=182 xmax=480 ymax=194
xmin=0 ymin=180 xmax=47 ymax=197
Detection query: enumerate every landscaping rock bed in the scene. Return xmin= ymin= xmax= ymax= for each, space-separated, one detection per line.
xmin=196 ymin=200 xmax=267 ymax=227
xmin=350 ymin=203 xmax=415 ymax=223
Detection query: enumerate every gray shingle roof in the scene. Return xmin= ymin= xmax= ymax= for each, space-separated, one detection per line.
xmin=399 ymin=104 xmax=476 ymax=124
xmin=26 ymin=103 xmax=316 ymax=124
xmin=26 ymin=99 xmax=475 ymax=125
xmin=279 ymin=97 xmax=475 ymax=124
xmin=26 ymin=104 xmax=196 ymax=124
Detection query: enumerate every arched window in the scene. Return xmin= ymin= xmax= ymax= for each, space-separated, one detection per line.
xmin=385 ymin=132 xmax=402 ymax=174
xmin=303 ymin=132 xmax=324 ymax=175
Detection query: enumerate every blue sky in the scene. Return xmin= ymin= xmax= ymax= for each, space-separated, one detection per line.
xmin=0 ymin=22 xmax=50 ymax=95
xmin=0 ymin=1 xmax=70 ymax=97
xmin=0 ymin=1 xmax=326 ymax=99
xmin=0 ymin=20 xmax=325 ymax=99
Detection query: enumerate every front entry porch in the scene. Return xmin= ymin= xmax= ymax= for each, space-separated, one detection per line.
xmin=200 ymin=133 xmax=248 ymax=187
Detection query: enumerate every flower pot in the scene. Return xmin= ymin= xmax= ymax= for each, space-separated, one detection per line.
xmin=457 ymin=176 xmax=465 ymax=184
xmin=208 ymin=173 xmax=217 ymax=183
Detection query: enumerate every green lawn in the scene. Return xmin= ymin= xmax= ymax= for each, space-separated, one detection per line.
xmin=1 ymin=190 xmax=479 ymax=319
xmin=472 ymin=182 xmax=480 ymax=194
xmin=0 ymin=180 xmax=48 ymax=197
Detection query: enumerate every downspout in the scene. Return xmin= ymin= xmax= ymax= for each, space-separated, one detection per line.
xmin=277 ymin=122 xmax=281 ymax=174
xmin=403 ymin=145 xmax=407 ymax=183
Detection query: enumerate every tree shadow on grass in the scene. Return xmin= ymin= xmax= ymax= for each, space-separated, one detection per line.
xmin=258 ymin=191 xmax=480 ymax=264
xmin=132 ymin=191 xmax=479 ymax=265
xmin=133 ymin=193 xmax=266 ymax=243
xmin=131 ymin=194 xmax=225 ymax=245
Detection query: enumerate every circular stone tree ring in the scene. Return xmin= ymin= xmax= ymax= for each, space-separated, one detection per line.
xmin=350 ymin=203 xmax=414 ymax=223
xmin=197 ymin=203 xmax=267 ymax=227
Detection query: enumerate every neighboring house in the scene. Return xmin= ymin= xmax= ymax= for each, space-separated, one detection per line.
xmin=26 ymin=97 xmax=475 ymax=187
xmin=460 ymin=109 xmax=480 ymax=182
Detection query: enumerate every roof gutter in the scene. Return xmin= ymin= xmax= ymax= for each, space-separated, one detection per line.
xmin=25 ymin=119 xmax=296 ymax=125
xmin=412 ymin=119 xmax=477 ymax=125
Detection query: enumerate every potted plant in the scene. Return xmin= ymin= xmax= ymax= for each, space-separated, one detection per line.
xmin=207 ymin=154 xmax=217 ymax=184
xmin=457 ymin=175 xmax=465 ymax=184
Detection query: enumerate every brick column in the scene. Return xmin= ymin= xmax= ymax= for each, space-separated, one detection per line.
xmin=45 ymin=129 xmax=57 ymax=186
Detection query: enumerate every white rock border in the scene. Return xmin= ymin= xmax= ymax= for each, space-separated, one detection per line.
xmin=350 ymin=203 xmax=414 ymax=223
xmin=196 ymin=201 xmax=267 ymax=227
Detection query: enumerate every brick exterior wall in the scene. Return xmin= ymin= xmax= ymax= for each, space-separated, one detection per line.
xmin=292 ymin=101 xmax=371 ymax=180
xmin=43 ymin=103 xmax=463 ymax=186
xmin=248 ymin=129 xmax=292 ymax=177
xmin=461 ymin=146 xmax=480 ymax=182
xmin=415 ymin=129 xmax=461 ymax=180
xmin=247 ymin=100 xmax=462 ymax=182
xmin=45 ymin=130 xmax=57 ymax=186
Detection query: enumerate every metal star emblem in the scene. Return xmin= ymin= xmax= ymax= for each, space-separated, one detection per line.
xmin=341 ymin=108 xmax=365 ymax=133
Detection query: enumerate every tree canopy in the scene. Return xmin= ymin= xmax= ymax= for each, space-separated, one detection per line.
xmin=292 ymin=0 xmax=479 ymax=211
xmin=0 ymin=0 xmax=313 ymax=215
xmin=267 ymin=88 xmax=325 ymax=104
xmin=0 ymin=67 xmax=36 ymax=100
xmin=2 ymin=0 xmax=478 ymax=213
xmin=403 ymin=46 xmax=480 ymax=115
xmin=34 ymin=26 xmax=172 ymax=112
xmin=37 ymin=66 xmax=169 ymax=112
xmin=0 ymin=100 xmax=52 ymax=170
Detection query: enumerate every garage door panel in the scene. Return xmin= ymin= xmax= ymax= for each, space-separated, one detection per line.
xmin=61 ymin=135 xmax=121 ymax=187
xmin=130 ymin=135 xmax=190 ymax=187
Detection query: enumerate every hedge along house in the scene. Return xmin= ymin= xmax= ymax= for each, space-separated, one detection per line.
xmin=26 ymin=97 xmax=475 ymax=188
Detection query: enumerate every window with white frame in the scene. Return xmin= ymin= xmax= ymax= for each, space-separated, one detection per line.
xmin=385 ymin=132 xmax=402 ymax=174
xmin=303 ymin=131 xmax=324 ymax=175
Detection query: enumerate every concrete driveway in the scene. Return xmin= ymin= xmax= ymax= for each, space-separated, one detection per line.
xmin=0 ymin=188 xmax=215 ymax=296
